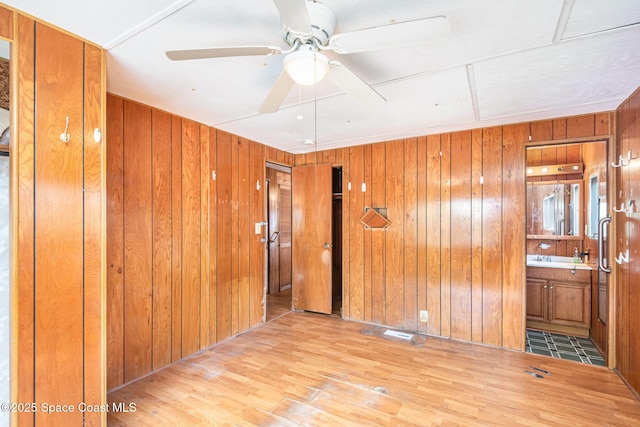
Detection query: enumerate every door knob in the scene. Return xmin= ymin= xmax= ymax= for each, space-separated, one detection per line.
xmin=323 ymin=242 xmax=333 ymax=249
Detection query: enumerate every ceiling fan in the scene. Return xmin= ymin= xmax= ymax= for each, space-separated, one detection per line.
xmin=166 ymin=0 xmax=449 ymax=114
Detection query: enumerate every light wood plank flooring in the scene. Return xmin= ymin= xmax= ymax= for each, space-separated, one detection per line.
xmin=108 ymin=312 xmax=640 ymax=426
xmin=266 ymin=288 xmax=291 ymax=322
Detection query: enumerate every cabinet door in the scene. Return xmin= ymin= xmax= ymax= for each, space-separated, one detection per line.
xmin=526 ymin=278 xmax=548 ymax=322
xmin=549 ymin=281 xmax=591 ymax=328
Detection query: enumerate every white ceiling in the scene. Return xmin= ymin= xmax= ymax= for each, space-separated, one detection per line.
xmin=4 ymin=0 xmax=640 ymax=153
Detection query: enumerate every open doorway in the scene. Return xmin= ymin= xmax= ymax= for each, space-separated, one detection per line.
xmin=332 ymin=166 xmax=343 ymax=316
xmin=265 ymin=162 xmax=292 ymax=321
xmin=524 ymin=140 xmax=610 ymax=366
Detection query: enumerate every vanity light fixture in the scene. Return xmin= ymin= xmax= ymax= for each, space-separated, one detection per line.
xmin=526 ymin=162 xmax=584 ymax=177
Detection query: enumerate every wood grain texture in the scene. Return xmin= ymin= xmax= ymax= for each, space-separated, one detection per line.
xmin=171 ymin=115 xmax=183 ymax=362
xmin=482 ymin=127 xmax=503 ymax=346
xmin=450 ymin=131 xmax=472 ymax=341
xmin=384 ymin=140 xmax=404 ymax=327
xmin=370 ymin=143 xmax=386 ymax=325
xmin=208 ymin=128 xmax=218 ymax=344
xmin=237 ymin=138 xmax=250 ymax=333
xmin=402 ymin=138 xmax=418 ymax=331
xmin=292 ymin=164 xmax=333 ymax=314
xmin=502 ymin=123 xmax=527 ymax=350
xmin=249 ymin=141 xmax=265 ymax=328
xmin=108 ymin=312 xmax=640 ymax=426
xmin=123 ymin=100 xmax=153 ymax=383
xmin=16 ymin=14 xmax=35 ymax=427
xmin=106 ymin=94 xmax=125 ymax=390
xmin=348 ymin=145 xmax=365 ymax=320
xmin=151 ymin=109 xmax=172 ymax=369
xmin=216 ymin=131 xmax=233 ymax=341
xmin=199 ymin=125 xmax=210 ymax=349
xmin=0 ymin=6 xmax=12 ymax=40
xmin=181 ymin=119 xmax=201 ymax=356
xmin=34 ymin=23 xmax=84 ymax=426
xmin=82 ymin=42 xmax=105 ymax=427
xmin=426 ymin=135 xmax=442 ymax=336
xmin=470 ymin=129 xmax=484 ymax=342
xmin=231 ymin=135 xmax=239 ymax=336
xmin=439 ymin=134 xmax=451 ymax=337
xmin=416 ymin=137 xmax=428 ymax=334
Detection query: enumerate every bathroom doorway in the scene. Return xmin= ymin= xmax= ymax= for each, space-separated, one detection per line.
xmin=524 ymin=139 xmax=611 ymax=366
xmin=265 ymin=162 xmax=292 ymax=321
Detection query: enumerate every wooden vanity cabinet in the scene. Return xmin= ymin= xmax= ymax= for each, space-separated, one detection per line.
xmin=526 ymin=267 xmax=591 ymax=335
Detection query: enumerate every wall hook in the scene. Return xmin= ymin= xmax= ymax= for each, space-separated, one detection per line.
xmin=614 ymin=249 xmax=629 ymax=265
xmin=60 ymin=116 xmax=71 ymax=143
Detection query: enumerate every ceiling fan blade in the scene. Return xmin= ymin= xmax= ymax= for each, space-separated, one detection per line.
xmin=259 ymin=71 xmax=296 ymax=114
xmin=326 ymin=62 xmax=386 ymax=110
xmin=273 ymin=0 xmax=311 ymax=36
xmin=166 ymin=46 xmax=282 ymax=61
xmin=328 ymin=16 xmax=449 ymax=54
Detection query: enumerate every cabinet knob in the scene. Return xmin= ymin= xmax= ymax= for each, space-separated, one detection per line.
xmin=550 ymin=286 xmax=554 ymax=290
xmin=544 ymin=285 xmax=547 ymax=289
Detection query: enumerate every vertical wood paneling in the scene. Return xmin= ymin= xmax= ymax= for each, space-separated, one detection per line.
xmin=403 ymin=138 xmax=418 ymax=330
xmin=151 ymin=109 xmax=172 ymax=369
xmin=208 ymin=128 xmax=218 ymax=343
xmin=200 ymin=125 xmax=210 ymax=348
xmin=216 ymin=131 xmax=233 ymax=341
xmin=426 ymin=135 xmax=441 ymax=336
xmin=106 ymin=94 xmax=124 ymax=390
xmin=231 ymin=135 xmax=240 ymax=335
xmin=34 ymin=23 xmax=84 ymax=426
xmin=16 ymin=16 xmax=35 ymax=424
xmin=471 ymin=129 xmax=484 ymax=342
xmin=440 ymin=134 xmax=451 ymax=337
xmin=237 ymin=138 xmax=251 ymax=333
xmin=170 ymin=115 xmax=183 ymax=362
xmin=450 ymin=131 xmax=472 ymax=341
xmin=348 ymin=145 xmax=365 ymax=320
xmin=0 ymin=6 xmax=12 ymax=39
xmin=502 ymin=123 xmax=527 ymax=350
xmin=249 ymin=141 xmax=265 ymax=328
xmin=181 ymin=119 xmax=201 ymax=356
xmin=341 ymin=148 xmax=350 ymax=319
xmin=384 ymin=140 xmax=404 ymax=327
xmin=363 ymin=145 xmax=372 ymax=323
xmin=616 ymin=99 xmax=629 ymax=381
xmin=416 ymin=137 xmax=428 ymax=334
xmin=123 ymin=101 xmax=153 ymax=383
xmin=567 ymin=115 xmax=595 ymax=138
xmin=370 ymin=143 xmax=386 ymax=324
xmin=482 ymin=127 xmax=503 ymax=346
xmin=82 ymin=43 xmax=104 ymax=426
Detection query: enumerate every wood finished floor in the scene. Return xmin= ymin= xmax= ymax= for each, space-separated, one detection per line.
xmin=108 ymin=312 xmax=640 ymax=426
xmin=266 ymin=288 xmax=292 ymax=322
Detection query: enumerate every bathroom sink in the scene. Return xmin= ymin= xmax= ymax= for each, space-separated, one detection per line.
xmin=526 ymin=255 xmax=593 ymax=270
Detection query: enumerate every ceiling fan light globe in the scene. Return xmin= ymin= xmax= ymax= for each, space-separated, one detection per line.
xmin=284 ymin=46 xmax=330 ymax=85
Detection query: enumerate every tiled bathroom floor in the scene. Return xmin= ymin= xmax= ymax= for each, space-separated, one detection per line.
xmin=526 ymin=329 xmax=606 ymax=366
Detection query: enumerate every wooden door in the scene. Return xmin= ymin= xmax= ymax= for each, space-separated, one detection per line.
xmin=526 ymin=278 xmax=548 ymax=322
xmin=292 ymin=163 xmax=332 ymax=314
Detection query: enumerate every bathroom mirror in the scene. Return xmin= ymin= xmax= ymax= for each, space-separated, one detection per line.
xmin=527 ymin=180 xmax=583 ymax=240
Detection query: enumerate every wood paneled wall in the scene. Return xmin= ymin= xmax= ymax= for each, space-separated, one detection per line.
xmin=297 ymin=113 xmax=610 ymax=351
xmin=615 ymin=87 xmax=640 ymax=397
xmin=12 ymin=9 xmax=106 ymax=427
xmin=106 ymin=94 xmax=291 ymax=390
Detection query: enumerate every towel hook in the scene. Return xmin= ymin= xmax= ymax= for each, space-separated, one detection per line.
xmin=60 ymin=116 xmax=70 ymax=143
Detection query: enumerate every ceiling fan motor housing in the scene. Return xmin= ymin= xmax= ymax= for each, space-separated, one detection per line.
xmin=283 ymin=1 xmax=336 ymax=48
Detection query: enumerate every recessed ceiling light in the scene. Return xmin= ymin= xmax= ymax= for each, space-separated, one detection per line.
xmin=304 ymin=139 xmax=315 ymax=145
xmin=296 ymin=115 xmax=304 ymax=120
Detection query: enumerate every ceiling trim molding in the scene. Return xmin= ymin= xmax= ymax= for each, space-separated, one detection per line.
xmin=103 ymin=0 xmax=196 ymax=50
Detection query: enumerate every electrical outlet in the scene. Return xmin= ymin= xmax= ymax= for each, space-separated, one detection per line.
xmin=419 ymin=310 xmax=428 ymax=322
